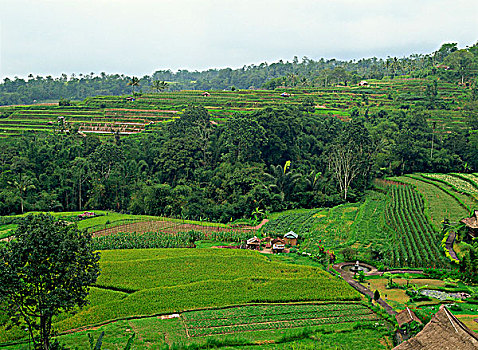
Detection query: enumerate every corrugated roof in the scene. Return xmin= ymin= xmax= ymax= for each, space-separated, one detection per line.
xmin=284 ymin=231 xmax=298 ymax=239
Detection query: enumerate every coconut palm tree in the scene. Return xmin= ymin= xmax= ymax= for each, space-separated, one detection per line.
xmin=263 ymin=163 xmax=301 ymax=205
xmin=127 ymin=77 xmax=140 ymax=96
xmin=8 ymin=174 xmax=36 ymax=214
xmin=151 ymin=80 xmax=168 ymax=93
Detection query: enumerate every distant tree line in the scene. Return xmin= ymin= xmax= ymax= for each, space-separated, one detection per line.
xmin=1 ymin=42 xmax=477 ymax=106
xmin=0 ymin=100 xmax=477 ymax=220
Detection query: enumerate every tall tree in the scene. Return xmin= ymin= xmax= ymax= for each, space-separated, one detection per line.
xmin=0 ymin=214 xmax=100 ymax=350
xmin=7 ymin=174 xmax=36 ymax=214
xmin=127 ymin=76 xmax=140 ymax=96
xmin=150 ymin=80 xmax=169 ymax=93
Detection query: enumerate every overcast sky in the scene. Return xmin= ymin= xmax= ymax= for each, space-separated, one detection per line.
xmin=0 ymin=0 xmax=477 ymax=79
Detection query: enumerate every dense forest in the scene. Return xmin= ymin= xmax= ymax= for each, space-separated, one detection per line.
xmin=0 ymin=96 xmax=477 ymax=220
xmin=0 ymin=42 xmax=476 ymax=106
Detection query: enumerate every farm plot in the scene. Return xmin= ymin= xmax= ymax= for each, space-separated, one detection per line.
xmin=261 ymin=191 xmax=389 ymax=259
xmin=92 ymin=219 xmax=254 ymax=237
xmin=391 ymin=175 xmax=469 ymax=228
xmin=419 ymin=173 xmax=478 ymax=206
xmin=0 ymin=249 xmax=360 ymax=344
xmin=181 ymin=303 xmax=379 ymax=337
xmin=383 ymin=185 xmax=448 ymax=268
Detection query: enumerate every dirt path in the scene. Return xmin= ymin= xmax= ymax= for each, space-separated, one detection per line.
xmin=333 ymin=263 xmax=397 ymax=316
xmin=446 ymin=231 xmax=460 ymax=262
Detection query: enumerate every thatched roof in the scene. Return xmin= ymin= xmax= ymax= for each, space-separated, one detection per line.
xmin=393 ymin=305 xmax=478 ymax=350
xmin=460 ymin=210 xmax=478 ymax=229
xmin=396 ymin=308 xmax=422 ymax=328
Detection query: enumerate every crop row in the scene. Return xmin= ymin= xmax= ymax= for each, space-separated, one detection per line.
xmin=423 ymin=173 xmax=478 ymax=199
xmin=182 ymin=302 xmax=365 ymax=321
xmin=186 ymin=313 xmax=378 ymax=337
xmin=384 ymin=185 xmax=447 ymax=268
xmin=184 ymin=308 xmax=372 ymax=329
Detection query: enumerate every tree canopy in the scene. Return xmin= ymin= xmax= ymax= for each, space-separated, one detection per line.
xmin=0 ymin=214 xmax=100 ymax=349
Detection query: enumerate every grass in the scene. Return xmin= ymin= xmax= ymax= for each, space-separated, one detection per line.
xmin=0 ymin=248 xmax=359 ymax=344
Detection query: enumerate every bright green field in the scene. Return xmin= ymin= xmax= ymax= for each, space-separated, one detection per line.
xmin=2 ymin=317 xmax=392 ymax=350
xmin=390 ymin=175 xmax=474 ymax=228
xmin=261 ymin=191 xmax=389 ymax=261
xmin=0 ymin=249 xmax=359 ymax=345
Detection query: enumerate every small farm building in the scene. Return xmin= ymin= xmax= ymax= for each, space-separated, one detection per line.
xmin=262 ymin=236 xmax=272 ymax=249
xmin=393 ymin=305 xmax=478 ymax=350
xmin=395 ymin=308 xmax=422 ymax=328
xmin=280 ymin=92 xmax=290 ymax=97
xmin=271 ymin=238 xmax=285 ymax=253
xmin=284 ymin=231 xmax=298 ymax=246
xmin=460 ymin=210 xmax=478 ymax=238
xmin=358 ymin=80 xmax=368 ymax=86
xmin=202 ymin=92 xmax=210 ymax=97
xmin=246 ymin=236 xmax=261 ymax=250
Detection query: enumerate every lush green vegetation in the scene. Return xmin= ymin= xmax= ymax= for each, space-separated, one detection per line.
xmin=2 ymin=317 xmax=393 ymax=349
xmin=0 ymin=248 xmax=359 ymax=344
xmin=182 ymin=303 xmax=379 ymax=337
xmin=383 ymin=185 xmax=447 ymax=268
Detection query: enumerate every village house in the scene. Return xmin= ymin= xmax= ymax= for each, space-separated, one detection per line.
xmin=460 ymin=210 xmax=478 ymax=239
xmin=271 ymin=238 xmax=285 ymax=253
xmin=246 ymin=236 xmax=261 ymax=250
xmin=393 ymin=305 xmax=478 ymax=350
xmin=284 ymin=231 xmax=298 ymax=246
xmin=395 ymin=307 xmax=422 ymax=329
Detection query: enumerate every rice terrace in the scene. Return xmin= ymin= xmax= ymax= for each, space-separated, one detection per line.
xmin=0 ymin=8 xmax=478 ymax=348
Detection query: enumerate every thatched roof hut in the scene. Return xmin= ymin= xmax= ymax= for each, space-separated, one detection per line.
xmin=395 ymin=308 xmax=422 ymax=328
xmin=393 ymin=305 xmax=478 ymax=350
xmin=460 ymin=210 xmax=478 ymax=238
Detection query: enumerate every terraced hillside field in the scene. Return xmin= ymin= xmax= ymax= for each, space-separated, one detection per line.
xmin=0 ymin=249 xmax=360 ymax=344
xmin=0 ymin=78 xmax=470 ymax=138
xmin=391 ymin=173 xmax=478 ymax=228
xmin=261 ymin=191 xmax=390 ymax=261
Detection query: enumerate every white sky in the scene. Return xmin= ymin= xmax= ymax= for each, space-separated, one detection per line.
xmin=0 ymin=0 xmax=477 ymax=79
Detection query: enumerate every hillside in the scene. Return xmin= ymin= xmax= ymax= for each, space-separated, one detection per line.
xmin=0 ymin=249 xmax=372 ymax=347
xmin=0 ymin=78 xmax=471 ymax=138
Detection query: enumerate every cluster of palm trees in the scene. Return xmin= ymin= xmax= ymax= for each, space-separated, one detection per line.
xmin=127 ymin=77 xmax=169 ymax=96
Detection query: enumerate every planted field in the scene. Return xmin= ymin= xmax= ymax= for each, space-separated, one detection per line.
xmin=181 ymin=303 xmax=379 ymax=337
xmin=0 ymin=77 xmax=471 ymax=138
xmin=390 ymin=175 xmax=470 ymax=228
xmin=0 ymin=249 xmax=359 ymax=344
xmin=261 ymin=191 xmax=389 ymax=259
xmin=91 ymin=219 xmax=254 ymax=237
xmin=383 ymin=185 xmax=447 ymax=268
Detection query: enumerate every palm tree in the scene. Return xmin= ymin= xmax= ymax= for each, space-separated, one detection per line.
xmin=127 ymin=77 xmax=140 ymax=96
xmin=8 ymin=174 xmax=36 ymax=214
xmin=151 ymin=80 xmax=168 ymax=93
xmin=263 ymin=163 xmax=301 ymax=204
